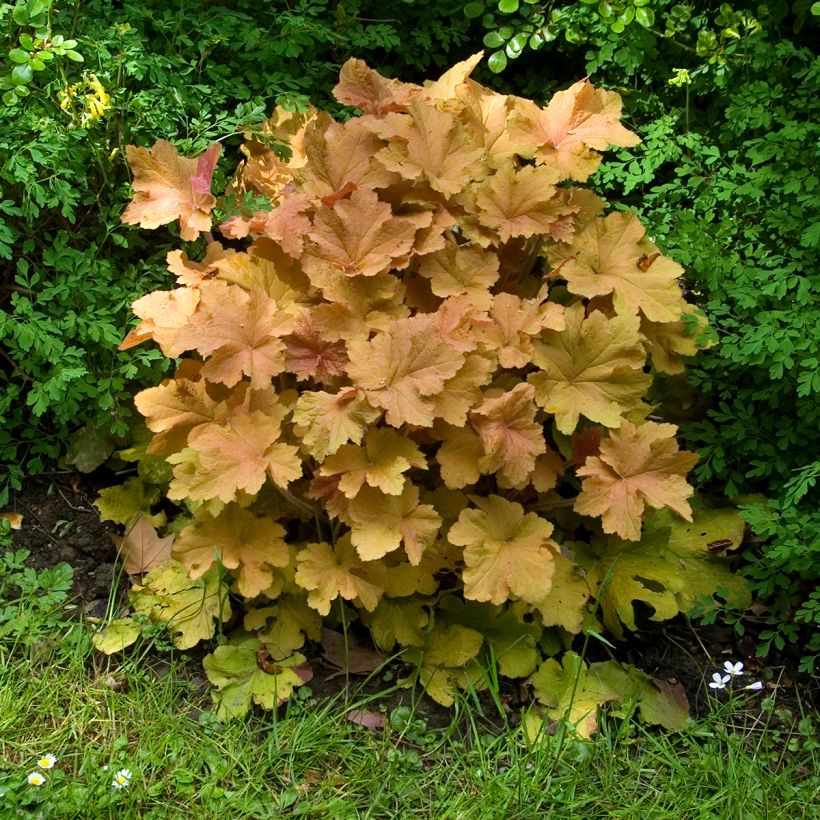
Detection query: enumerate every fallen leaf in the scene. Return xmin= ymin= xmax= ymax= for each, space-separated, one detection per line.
xmin=347 ymin=709 xmax=386 ymax=730
xmin=115 ymin=514 xmax=174 ymax=575
xmin=320 ymin=627 xmax=386 ymax=675
xmin=0 ymin=511 xmax=22 ymax=529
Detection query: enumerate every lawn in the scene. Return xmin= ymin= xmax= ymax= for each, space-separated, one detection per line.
xmin=0 ymin=547 xmax=817 ymax=819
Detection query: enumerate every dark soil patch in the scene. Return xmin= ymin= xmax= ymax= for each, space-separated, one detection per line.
xmin=8 ymin=474 xmax=122 ymax=616
xmin=6 ymin=473 xmax=818 ymax=726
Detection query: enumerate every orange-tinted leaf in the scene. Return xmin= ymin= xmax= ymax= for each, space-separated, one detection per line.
xmin=510 ymin=81 xmax=640 ymax=181
xmin=470 ymin=384 xmax=547 ymax=488
xmin=175 ymin=282 xmax=295 ymax=388
xmin=174 ymin=504 xmax=289 ymax=598
xmin=422 ymin=52 xmax=483 ymax=102
xmin=295 ymin=534 xmax=387 ymax=615
xmin=214 ymin=241 xmax=311 ymax=306
xmin=283 ymin=318 xmax=348 ymax=382
xmin=430 ymin=353 xmax=495 ymax=427
xmin=347 ymin=314 xmax=464 ymax=427
xmin=416 ymin=241 xmax=499 ymax=310
xmin=303 ymin=188 xmax=418 ymax=282
xmin=434 ymin=423 xmax=484 ymax=490
xmin=558 ymin=212 xmax=687 ymax=323
xmin=166 ymin=242 xmax=226 ymax=286
xmin=478 ymin=292 xmax=565 ymax=369
xmin=448 ymin=495 xmax=557 ymax=604
xmin=333 ymin=58 xmax=421 ymax=114
xmin=135 ymin=376 xmax=220 ymax=456
xmin=123 ymin=140 xmax=221 ymax=240
xmin=301 ymin=118 xmax=399 ymax=201
xmin=640 ymin=307 xmax=709 ymax=374
xmin=375 ymin=100 xmax=485 ymax=196
xmin=528 ymin=304 xmax=650 ymax=434
xmin=574 ymin=420 xmax=699 ymax=541
xmin=116 ymin=514 xmax=174 ymax=576
xmin=169 ymin=411 xmax=301 ymax=503
xmin=119 ymin=287 xmax=200 ymax=356
xmin=471 ymin=164 xmax=573 ymax=243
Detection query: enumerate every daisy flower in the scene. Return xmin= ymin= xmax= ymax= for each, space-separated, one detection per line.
xmin=709 ymin=672 xmax=731 ymax=689
xmin=723 ymin=661 xmax=745 ymax=677
xmin=37 ymin=754 xmax=57 ymax=770
xmin=27 ymin=772 xmax=46 ymax=786
xmin=112 ymin=768 xmax=132 ymax=790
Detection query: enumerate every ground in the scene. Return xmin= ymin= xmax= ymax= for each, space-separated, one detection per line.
xmin=7 ymin=473 xmax=817 ymax=722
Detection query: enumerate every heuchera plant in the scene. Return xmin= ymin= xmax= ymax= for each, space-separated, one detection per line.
xmin=95 ymin=54 xmax=749 ymax=731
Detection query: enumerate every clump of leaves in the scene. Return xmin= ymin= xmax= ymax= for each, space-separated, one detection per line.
xmin=97 ymin=54 xmax=749 ymax=731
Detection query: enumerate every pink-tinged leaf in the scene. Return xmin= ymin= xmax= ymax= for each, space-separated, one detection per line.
xmin=190 ymin=143 xmax=221 ymax=194
xmin=347 ymin=709 xmax=386 ymax=730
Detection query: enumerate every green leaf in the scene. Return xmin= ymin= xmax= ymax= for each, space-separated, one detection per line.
xmin=635 ymin=6 xmax=655 ymax=27
xmin=204 ymin=634 xmax=310 ymax=719
xmin=8 ymin=49 xmax=30 ymax=64
xmin=498 ymin=0 xmax=519 ymax=12
xmin=464 ymin=2 xmax=485 ymax=18
xmin=12 ymin=6 xmax=30 ymax=25
xmin=65 ymin=50 xmax=84 ymax=62
xmin=92 ymin=618 xmax=142 ymax=654
xmin=483 ymin=31 xmax=506 ymax=48
xmin=506 ymin=31 xmax=528 ymax=58
xmin=130 ymin=560 xmax=231 ymax=650
xmin=11 ymin=64 xmax=33 ymax=85
xmin=578 ymin=508 xmax=752 ymax=640
xmin=487 ymin=50 xmax=508 ymax=73
xmin=95 ymin=477 xmax=164 ymax=528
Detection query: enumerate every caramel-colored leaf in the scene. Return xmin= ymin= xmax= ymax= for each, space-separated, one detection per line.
xmin=529 ymin=304 xmax=650 ymax=434
xmin=292 ymin=388 xmax=381 ymax=461
xmin=295 ymin=534 xmax=387 ymax=615
xmin=347 ymin=314 xmax=464 ymax=427
xmin=347 ymin=484 xmax=442 ymax=565
xmin=115 ymin=514 xmax=174 ymax=575
xmin=558 ymin=213 xmax=688 ymax=323
xmin=123 ymin=140 xmax=221 ymax=240
xmin=574 ymin=420 xmax=699 ymax=541
xmin=174 ymin=504 xmax=290 ymax=598
xmin=320 ymin=427 xmax=426 ymax=498
xmin=448 ymin=495 xmax=557 ymax=605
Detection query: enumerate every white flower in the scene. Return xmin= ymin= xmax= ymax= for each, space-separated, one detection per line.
xmin=723 ymin=661 xmax=745 ymax=676
xmin=37 ymin=754 xmax=57 ymax=770
xmin=112 ymin=768 xmax=132 ymax=790
xmin=709 ymin=672 xmax=731 ymax=689
xmin=27 ymin=772 xmax=46 ymax=786
xmin=744 ymin=681 xmax=764 ymax=691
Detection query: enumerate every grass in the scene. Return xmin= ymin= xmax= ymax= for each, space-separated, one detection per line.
xmin=1 ymin=544 xmax=818 ymax=819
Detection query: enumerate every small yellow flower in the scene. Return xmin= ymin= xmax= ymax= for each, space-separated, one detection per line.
xmin=37 ymin=754 xmax=57 ymax=770
xmin=84 ymin=74 xmax=110 ymax=121
xmin=668 ymin=68 xmax=692 ymax=87
xmin=58 ymin=82 xmax=81 ymax=111
xmin=27 ymin=772 xmax=46 ymax=786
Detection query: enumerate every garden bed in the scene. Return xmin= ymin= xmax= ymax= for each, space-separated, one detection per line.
xmin=7 ymin=473 xmax=817 ymax=724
